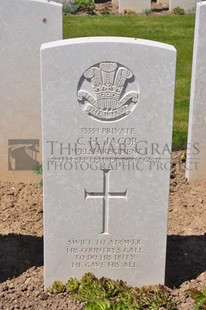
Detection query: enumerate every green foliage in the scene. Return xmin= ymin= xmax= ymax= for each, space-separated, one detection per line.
xmin=49 ymin=273 xmax=177 ymax=310
xmin=190 ymin=288 xmax=206 ymax=310
xmin=33 ymin=164 xmax=43 ymax=188
xmin=63 ymin=0 xmax=95 ymax=15
xmin=74 ymin=0 xmax=95 ymax=15
xmin=84 ymin=299 xmax=111 ymax=310
xmin=49 ymin=280 xmax=65 ymax=294
xmin=63 ymin=3 xmax=80 ymax=14
xmin=101 ymin=278 xmax=120 ymax=297
xmin=123 ymin=9 xmax=136 ymax=15
xmin=78 ymin=273 xmax=107 ymax=302
xmin=66 ymin=277 xmax=80 ymax=292
xmin=172 ymin=6 xmax=185 ymax=15
xmin=143 ymin=8 xmax=152 ymax=15
xmin=33 ymin=164 xmax=42 ymax=176
xmin=101 ymin=6 xmax=111 ymax=15
xmin=38 ymin=179 xmax=43 ymax=188
xmin=111 ymin=303 xmax=128 ymax=310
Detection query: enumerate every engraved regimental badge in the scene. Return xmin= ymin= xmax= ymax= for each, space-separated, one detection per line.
xmin=77 ymin=62 xmax=139 ymax=122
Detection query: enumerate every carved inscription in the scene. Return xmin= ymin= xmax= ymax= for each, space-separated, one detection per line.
xmin=67 ymin=239 xmax=143 ymax=269
xmin=80 ymin=127 xmax=136 ymax=135
xmin=46 ymin=125 xmax=172 ymax=172
xmin=77 ymin=62 xmax=139 ymax=122
xmin=85 ymin=169 xmax=128 ymax=235
xmin=47 ymin=135 xmax=166 ymax=172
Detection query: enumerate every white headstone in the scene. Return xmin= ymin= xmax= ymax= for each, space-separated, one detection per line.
xmin=0 ymin=0 xmax=62 ymax=183
xmin=186 ymin=2 xmax=206 ymax=182
xmin=41 ymin=37 xmax=176 ymax=288
xmin=169 ymin=0 xmax=201 ymax=12
xmin=119 ymin=0 xmax=151 ymax=14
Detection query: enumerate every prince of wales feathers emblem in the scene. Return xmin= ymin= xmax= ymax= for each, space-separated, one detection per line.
xmin=78 ymin=62 xmax=139 ymax=122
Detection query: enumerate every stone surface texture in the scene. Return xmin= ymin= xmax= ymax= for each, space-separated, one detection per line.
xmin=186 ymin=2 xmax=206 ymax=182
xmin=118 ymin=0 xmax=151 ymax=13
xmin=41 ymin=37 xmax=176 ymax=288
xmin=0 ymin=0 xmax=62 ymax=183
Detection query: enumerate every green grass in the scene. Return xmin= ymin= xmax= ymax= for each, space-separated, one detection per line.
xmin=63 ymin=15 xmax=195 ymax=149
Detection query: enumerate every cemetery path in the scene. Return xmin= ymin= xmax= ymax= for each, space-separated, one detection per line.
xmin=0 ymin=151 xmax=206 ymax=309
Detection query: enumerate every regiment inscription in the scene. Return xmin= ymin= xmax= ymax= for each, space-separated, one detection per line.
xmin=77 ymin=62 xmax=139 ymax=122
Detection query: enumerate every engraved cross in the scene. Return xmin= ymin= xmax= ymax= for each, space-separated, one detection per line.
xmin=85 ymin=169 xmax=128 ymax=235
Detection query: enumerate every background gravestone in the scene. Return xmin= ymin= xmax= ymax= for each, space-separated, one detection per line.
xmin=118 ymin=0 xmax=151 ymax=13
xmin=41 ymin=37 xmax=176 ymax=288
xmin=169 ymin=0 xmax=201 ymax=12
xmin=186 ymin=2 xmax=206 ymax=182
xmin=0 ymin=0 xmax=62 ymax=183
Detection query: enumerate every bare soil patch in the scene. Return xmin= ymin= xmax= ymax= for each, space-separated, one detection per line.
xmin=0 ymin=151 xmax=206 ymax=309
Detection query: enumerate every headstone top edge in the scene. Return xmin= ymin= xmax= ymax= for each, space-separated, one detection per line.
xmin=41 ymin=37 xmax=176 ymax=53
xmin=197 ymin=1 xmax=206 ymax=7
xmin=47 ymin=0 xmax=63 ymax=7
xmin=4 ymin=0 xmax=63 ymax=8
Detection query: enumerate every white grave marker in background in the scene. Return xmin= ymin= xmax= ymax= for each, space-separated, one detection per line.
xmin=0 ymin=0 xmax=62 ymax=183
xmin=41 ymin=37 xmax=176 ymax=288
xmin=169 ymin=0 xmax=201 ymax=12
xmin=186 ymin=2 xmax=206 ymax=182
xmin=119 ymin=0 xmax=151 ymax=14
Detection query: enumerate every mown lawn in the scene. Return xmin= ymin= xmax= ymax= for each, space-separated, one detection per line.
xmin=63 ymin=15 xmax=195 ymax=150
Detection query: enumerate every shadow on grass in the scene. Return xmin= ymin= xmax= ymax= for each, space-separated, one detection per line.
xmin=166 ymin=234 xmax=206 ymax=288
xmin=0 ymin=234 xmax=43 ymax=283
